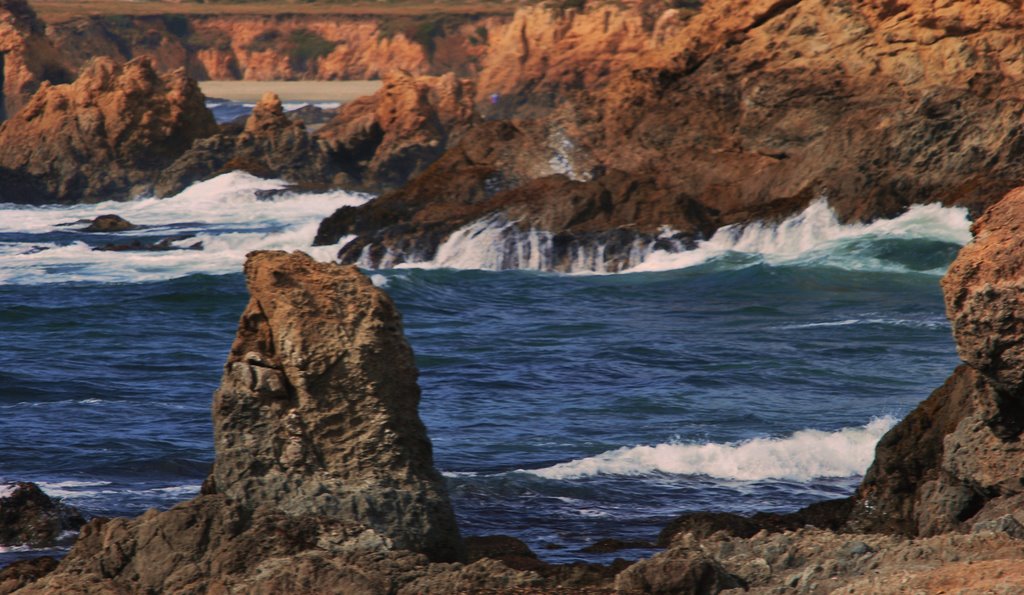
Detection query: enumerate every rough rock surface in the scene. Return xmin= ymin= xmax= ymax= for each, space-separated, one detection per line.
xmin=0 ymin=56 xmax=217 ymax=204
xmin=0 ymin=483 xmax=85 ymax=548
xmin=14 ymin=251 xmax=468 ymax=593
xmin=155 ymin=92 xmax=337 ymax=196
xmin=0 ymin=0 xmax=70 ymax=121
xmin=317 ymin=0 xmax=1024 ymax=270
xmin=846 ymin=186 xmax=1024 ymax=536
xmin=316 ymin=71 xmax=478 ymax=192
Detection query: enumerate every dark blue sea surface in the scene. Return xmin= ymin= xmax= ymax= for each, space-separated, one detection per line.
xmin=0 ymin=182 xmax=966 ymax=565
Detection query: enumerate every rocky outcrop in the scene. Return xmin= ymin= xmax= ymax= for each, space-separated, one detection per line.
xmin=0 ymin=56 xmax=217 ymax=204
xmin=155 ymin=92 xmax=338 ymax=196
xmin=46 ymin=13 xmax=508 ymax=82
xmin=0 ymin=0 xmax=70 ymax=120
xmin=16 ymin=251 xmax=468 ymax=593
xmin=846 ymin=185 xmax=1024 ymax=536
xmin=316 ymin=71 xmax=478 ymax=191
xmin=317 ymin=0 xmax=1024 ymax=270
xmin=0 ymin=482 xmax=85 ymax=548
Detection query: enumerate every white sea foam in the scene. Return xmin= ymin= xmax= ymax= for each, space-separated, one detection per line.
xmin=389 ymin=200 xmax=970 ymax=274
xmin=628 ymin=200 xmax=971 ymax=274
xmin=0 ymin=172 xmax=371 ymax=285
xmin=524 ymin=417 xmax=896 ymax=482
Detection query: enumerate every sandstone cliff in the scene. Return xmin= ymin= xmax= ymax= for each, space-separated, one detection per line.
xmin=0 ymin=0 xmax=70 ymax=120
xmin=14 ymin=251 xmax=480 ymax=593
xmin=316 ymin=71 xmax=478 ymax=191
xmin=46 ymin=13 xmax=508 ymax=82
xmin=0 ymin=56 xmax=216 ymax=204
xmin=317 ymin=0 xmax=1024 ymax=271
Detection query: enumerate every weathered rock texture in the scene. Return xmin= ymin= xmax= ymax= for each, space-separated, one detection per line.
xmin=0 ymin=56 xmax=217 ymax=204
xmin=317 ymin=0 xmax=1024 ymax=271
xmin=0 ymin=482 xmax=84 ymax=548
xmin=845 ymin=186 xmax=1024 ymax=537
xmin=0 ymin=0 xmax=70 ymax=121
xmin=317 ymin=71 xmax=478 ymax=191
xmin=46 ymin=13 xmax=508 ymax=82
xmin=14 ymin=251 xmax=470 ymax=593
xmin=156 ymin=92 xmax=338 ymax=196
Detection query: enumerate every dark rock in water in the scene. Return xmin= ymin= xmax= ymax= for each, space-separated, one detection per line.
xmin=287 ymin=104 xmax=334 ymax=129
xmin=0 ymin=556 xmax=58 ymax=594
xmin=0 ymin=482 xmax=85 ymax=547
xmin=81 ymin=214 xmax=136 ymax=232
xmin=580 ymin=538 xmax=656 ymax=554
xmin=155 ymin=93 xmax=339 ymax=197
xmin=614 ymin=547 xmax=744 ymax=594
xmin=658 ymin=500 xmax=853 ymax=546
xmin=0 ymin=57 xmax=217 ymax=204
xmin=465 ymin=535 xmax=543 ymax=571
xmin=19 ymin=251 xmax=480 ymax=593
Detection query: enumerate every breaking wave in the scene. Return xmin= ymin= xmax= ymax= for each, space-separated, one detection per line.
xmin=524 ymin=417 xmax=896 ymax=482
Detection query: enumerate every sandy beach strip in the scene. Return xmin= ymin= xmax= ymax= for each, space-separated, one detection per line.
xmin=199 ymin=80 xmax=383 ymax=104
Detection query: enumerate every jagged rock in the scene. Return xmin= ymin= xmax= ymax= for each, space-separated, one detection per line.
xmin=17 ymin=251 xmax=464 ymax=593
xmin=0 ymin=0 xmax=71 ymax=121
xmin=317 ymin=71 xmax=478 ymax=191
xmin=614 ymin=547 xmax=743 ymax=594
xmin=318 ymin=0 xmax=1024 ymax=269
xmin=210 ymin=251 xmax=462 ymax=559
xmin=847 ymin=186 xmax=1024 ymax=536
xmin=0 ymin=557 xmax=57 ymax=594
xmin=0 ymin=482 xmax=85 ymax=547
xmin=0 ymin=56 xmax=217 ymax=204
xmin=80 ymin=214 xmax=136 ymax=232
xmin=155 ymin=92 xmax=338 ymax=196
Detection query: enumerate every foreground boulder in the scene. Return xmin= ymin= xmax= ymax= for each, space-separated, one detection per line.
xmin=17 ymin=251 xmax=466 ymax=593
xmin=0 ymin=56 xmax=217 ymax=204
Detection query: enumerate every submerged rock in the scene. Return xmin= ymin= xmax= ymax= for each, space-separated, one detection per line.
xmin=0 ymin=482 xmax=85 ymax=548
xmin=17 ymin=251 xmax=464 ymax=593
xmin=80 ymin=214 xmax=136 ymax=232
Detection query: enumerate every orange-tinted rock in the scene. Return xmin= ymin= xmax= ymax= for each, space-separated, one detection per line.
xmin=0 ymin=56 xmax=216 ymax=204
xmin=317 ymin=71 xmax=478 ymax=190
xmin=0 ymin=0 xmax=71 ymax=120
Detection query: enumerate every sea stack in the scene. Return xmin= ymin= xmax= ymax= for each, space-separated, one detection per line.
xmin=20 ymin=251 xmax=464 ymax=593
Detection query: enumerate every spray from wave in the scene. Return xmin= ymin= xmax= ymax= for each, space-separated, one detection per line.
xmin=390 ymin=200 xmax=970 ymax=274
xmin=0 ymin=172 xmax=370 ymax=285
xmin=524 ymin=417 xmax=896 ymax=482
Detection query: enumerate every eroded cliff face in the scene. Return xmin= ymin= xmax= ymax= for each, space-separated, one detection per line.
xmin=46 ymin=13 xmax=507 ymax=82
xmin=0 ymin=0 xmax=69 ymax=120
xmin=0 ymin=56 xmax=216 ymax=204
xmin=317 ymin=0 xmax=1024 ymax=271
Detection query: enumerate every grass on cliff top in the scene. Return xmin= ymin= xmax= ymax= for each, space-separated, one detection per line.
xmin=33 ymin=0 xmax=524 ymax=24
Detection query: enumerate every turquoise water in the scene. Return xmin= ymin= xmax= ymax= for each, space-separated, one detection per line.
xmin=0 ymin=173 xmax=965 ymax=565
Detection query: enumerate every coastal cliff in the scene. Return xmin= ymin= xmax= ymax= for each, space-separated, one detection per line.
xmin=0 ymin=0 xmax=69 ymax=119
xmin=316 ymin=0 xmax=1024 ymax=271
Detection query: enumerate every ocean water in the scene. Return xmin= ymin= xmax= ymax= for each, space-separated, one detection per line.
xmin=0 ymin=172 xmax=966 ymax=566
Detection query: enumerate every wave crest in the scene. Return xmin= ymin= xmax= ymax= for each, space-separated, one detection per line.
xmin=524 ymin=417 xmax=896 ymax=482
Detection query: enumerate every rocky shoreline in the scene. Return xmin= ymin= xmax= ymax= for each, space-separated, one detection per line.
xmin=3 ymin=0 xmax=1024 ymax=591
